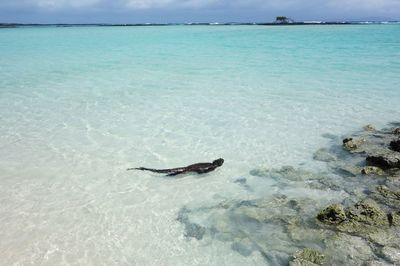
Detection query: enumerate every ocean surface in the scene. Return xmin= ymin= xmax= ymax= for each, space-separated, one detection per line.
xmin=0 ymin=25 xmax=399 ymax=265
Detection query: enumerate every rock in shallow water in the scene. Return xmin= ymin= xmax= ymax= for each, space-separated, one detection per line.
xmin=176 ymin=196 xmax=326 ymax=263
xmin=381 ymin=246 xmax=400 ymax=264
xmin=364 ymin=260 xmax=392 ymax=266
xmin=338 ymin=125 xmax=400 ymax=171
xmin=313 ymin=148 xmax=337 ymax=162
xmin=390 ymin=139 xmax=400 ymax=152
xmin=324 ymin=233 xmax=374 ymax=265
xmin=176 ymin=123 xmax=400 ymax=264
xmin=317 ymin=199 xmax=391 ymax=239
xmin=366 ymin=224 xmax=400 ymax=247
xmin=332 ymin=162 xmax=362 ymax=177
xmin=343 ymin=137 xmax=368 ymax=152
xmin=338 ymin=203 xmax=388 ymax=237
xmin=230 ymin=238 xmax=255 ymax=257
xmin=287 ymin=225 xmax=330 ymax=243
xmin=361 ymin=166 xmax=385 ymax=176
xmin=290 ymin=248 xmax=326 ymax=266
xmin=343 ymin=138 xmax=357 ymax=150
xmin=376 ymin=185 xmax=400 ymax=201
xmin=317 ymin=204 xmax=346 ymax=225
xmin=250 ymin=166 xmax=325 ymax=181
xmin=344 ymin=199 xmax=388 ymax=227
xmin=363 ymin=124 xmax=377 ymax=132
xmin=372 ymin=185 xmax=400 ymax=211
xmin=177 ymin=207 xmax=207 ymax=240
xmin=366 ymin=151 xmax=400 ymax=169
xmin=388 ymin=211 xmax=400 ymax=226
xmin=185 ymin=223 xmax=206 ymax=240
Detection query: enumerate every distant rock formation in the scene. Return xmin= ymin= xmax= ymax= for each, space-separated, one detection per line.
xmin=274 ymin=16 xmax=294 ymax=24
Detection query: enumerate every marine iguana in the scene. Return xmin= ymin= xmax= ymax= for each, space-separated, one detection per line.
xmin=127 ymin=158 xmax=224 ymax=176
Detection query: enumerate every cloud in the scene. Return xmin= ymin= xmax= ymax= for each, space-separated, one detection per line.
xmin=0 ymin=0 xmax=399 ymax=21
xmin=123 ymin=0 xmax=220 ymax=9
xmin=122 ymin=0 xmax=313 ymax=10
xmin=328 ymin=0 xmax=400 ymax=10
xmin=1 ymin=0 xmax=400 ymax=11
xmin=0 ymin=0 xmax=102 ymax=10
xmin=121 ymin=0 xmax=400 ymax=11
xmin=31 ymin=0 xmax=101 ymax=9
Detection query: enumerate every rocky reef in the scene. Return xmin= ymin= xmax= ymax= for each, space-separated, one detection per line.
xmin=290 ymin=248 xmax=326 ymax=266
xmin=340 ymin=124 xmax=400 ymax=171
xmin=317 ymin=199 xmax=391 ymax=237
xmin=177 ymin=124 xmax=400 ymax=265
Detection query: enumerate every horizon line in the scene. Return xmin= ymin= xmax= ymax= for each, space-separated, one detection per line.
xmin=1 ymin=20 xmax=399 ymax=27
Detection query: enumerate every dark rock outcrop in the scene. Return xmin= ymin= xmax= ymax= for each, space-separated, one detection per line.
xmin=317 ymin=204 xmax=346 ymax=225
xmin=342 ymin=138 xmax=357 ymax=150
xmin=366 ymin=151 xmax=400 ymax=169
xmin=390 ymin=139 xmax=400 ymax=152
xmin=339 ymin=125 xmax=400 ymax=170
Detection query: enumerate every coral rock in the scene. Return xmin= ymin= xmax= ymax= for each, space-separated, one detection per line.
xmin=317 ymin=204 xmax=346 ymax=225
xmin=290 ymin=248 xmax=325 ymax=266
xmin=361 ymin=166 xmax=385 ymax=176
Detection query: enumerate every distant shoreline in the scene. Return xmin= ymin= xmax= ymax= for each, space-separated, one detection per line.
xmin=1 ymin=21 xmax=399 ymax=28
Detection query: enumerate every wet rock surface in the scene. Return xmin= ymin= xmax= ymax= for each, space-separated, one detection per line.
xmin=373 ymin=185 xmax=400 ymax=210
xmin=342 ymin=137 xmax=362 ymax=151
xmin=338 ymin=199 xmax=389 ymax=236
xmin=390 ymin=139 xmax=400 ymax=152
xmin=290 ymin=248 xmax=326 ymax=266
xmin=176 ymin=124 xmax=400 ymax=265
xmin=339 ymin=125 xmax=400 ymax=170
xmin=381 ymin=246 xmax=400 ymax=263
xmin=361 ymin=166 xmax=385 ymax=176
xmin=367 ymin=152 xmax=400 ymax=169
xmin=317 ymin=204 xmax=346 ymax=225
xmin=324 ymin=233 xmax=374 ymax=265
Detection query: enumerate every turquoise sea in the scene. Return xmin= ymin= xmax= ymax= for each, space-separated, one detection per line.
xmin=0 ymin=25 xmax=400 ymax=265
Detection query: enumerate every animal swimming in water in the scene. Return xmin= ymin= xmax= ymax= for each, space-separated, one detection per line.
xmin=127 ymin=158 xmax=224 ymax=176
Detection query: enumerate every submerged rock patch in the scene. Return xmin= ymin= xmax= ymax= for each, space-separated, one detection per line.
xmin=290 ymin=248 xmax=326 ymax=266
xmin=313 ymin=148 xmax=337 ymax=162
xmin=176 ymin=123 xmax=400 ymax=264
xmin=317 ymin=204 xmax=346 ymax=225
xmin=250 ymin=166 xmax=325 ymax=181
xmin=361 ymin=166 xmax=385 ymax=176
xmin=176 ymin=195 xmax=328 ymax=263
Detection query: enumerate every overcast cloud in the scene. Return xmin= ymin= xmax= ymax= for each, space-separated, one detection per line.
xmin=0 ymin=0 xmax=399 ymax=23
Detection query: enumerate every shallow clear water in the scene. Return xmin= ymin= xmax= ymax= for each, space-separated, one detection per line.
xmin=0 ymin=25 xmax=399 ymax=265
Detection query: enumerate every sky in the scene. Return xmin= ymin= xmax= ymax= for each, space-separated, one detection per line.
xmin=0 ymin=0 xmax=399 ymax=23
